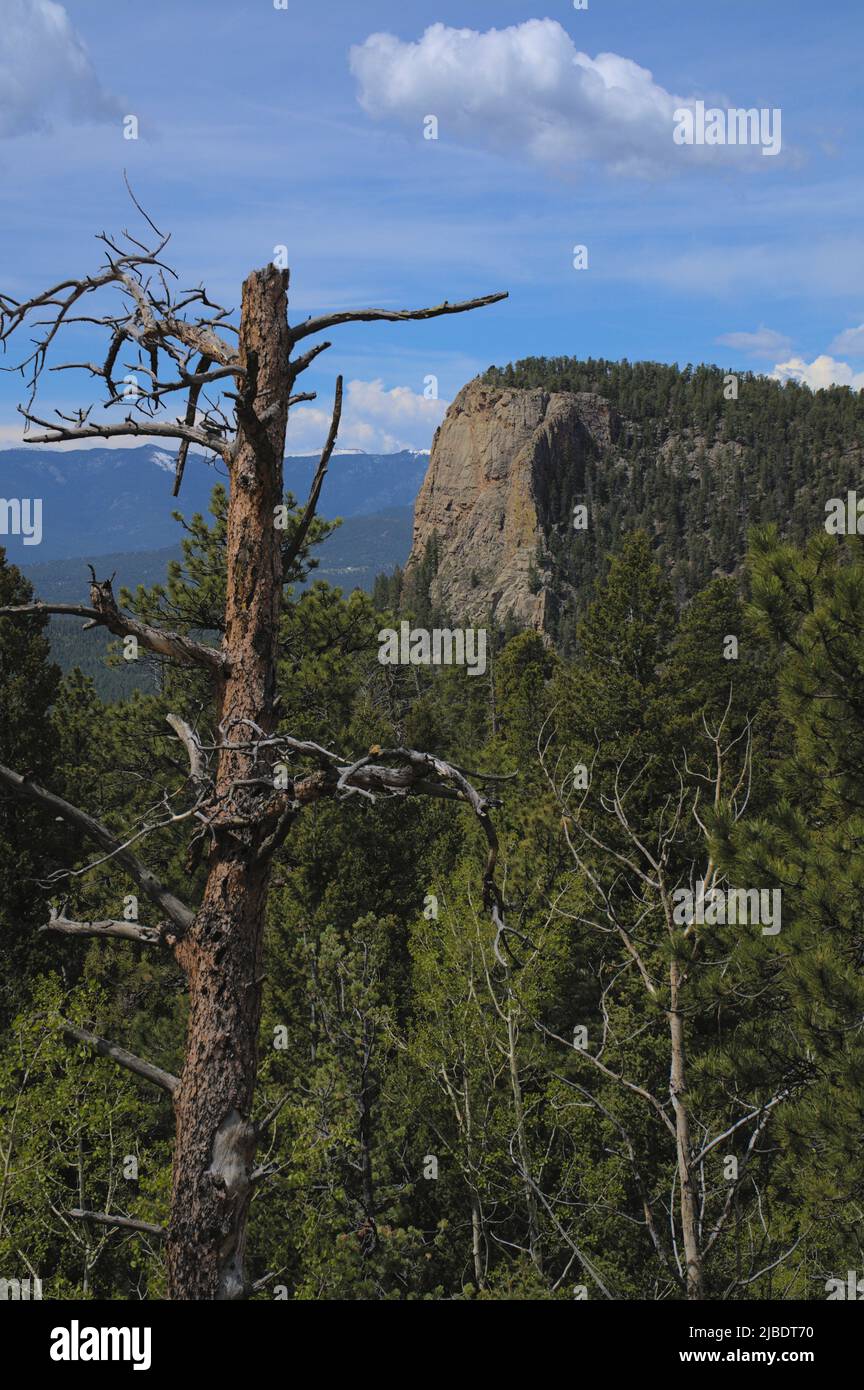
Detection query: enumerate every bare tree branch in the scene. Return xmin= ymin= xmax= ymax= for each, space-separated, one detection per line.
xmin=1 ymin=199 xmax=239 ymax=492
xmin=0 ymin=583 xmax=228 ymax=675
xmin=61 ymin=1021 xmax=179 ymax=1095
xmin=288 ymin=339 xmax=331 ymax=376
xmin=0 ymin=762 xmax=194 ymax=933
xmin=18 ymin=407 xmax=230 ymax=457
xmin=288 ymin=291 xmax=508 ymax=345
xmin=41 ymin=909 xmax=166 ymax=946
xmin=255 ymin=1090 xmax=291 ymax=1136
xmin=166 ymin=714 xmax=208 ymax=791
xmin=694 ymin=1091 xmax=790 ymax=1167
xmin=280 ymin=375 xmax=342 ymax=575
xmin=68 ymin=1208 xmax=165 ymax=1238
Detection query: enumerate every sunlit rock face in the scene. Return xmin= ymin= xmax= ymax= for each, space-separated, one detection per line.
xmin=407 ymin=378 xmax=621 ymax=629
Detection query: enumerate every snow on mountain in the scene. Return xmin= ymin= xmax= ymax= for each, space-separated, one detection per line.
xmin=0 ymin=444 xmax=428 ymax=562
xmin=148 ymin=449 xmax=178 ymax=473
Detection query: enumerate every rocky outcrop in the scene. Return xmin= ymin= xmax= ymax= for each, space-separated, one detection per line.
xmin=406 ymin=379 xmax=623 ymax=627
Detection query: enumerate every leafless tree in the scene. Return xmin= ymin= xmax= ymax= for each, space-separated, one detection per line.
xmin=536 ymin=698 xmax=799 ymax=1299
xmin=0 ymin=198 xmax=508 ymax=1300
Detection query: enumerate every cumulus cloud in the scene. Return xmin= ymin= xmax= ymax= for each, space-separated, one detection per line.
xmin=716 ymin=328 xmax=793 ymax=359
xmin=286 ymin=378 xmax=447 ymax=455
xmin=0 ymin=0 xmax=120 ymax=137
xmin=771 ymin=354 xmax=864 ymax=393
xmin=829 ymin=324 xmax=864 ymax=356
xmin=349 ymin=19 xmax=774 ymax=177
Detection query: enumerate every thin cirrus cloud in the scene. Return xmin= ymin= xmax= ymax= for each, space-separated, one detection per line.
xmin=286 ymin=378 xmax=448 ymax=455
xmin=0 ymin=0 xmax=121 ymax=138
xmin=716 ymin=328 xmax=793 ymax=359
xmin=349 ymin=19 xmax=779 ymax=178
xmin=618 ymin=239 xmax=864 ymax=300
xmin=829 ymin=324 xmax=864 ymax=356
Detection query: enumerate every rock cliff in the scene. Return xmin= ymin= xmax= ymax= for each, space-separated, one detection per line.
xmin=406 ymin=379 xmax=624 ymax=628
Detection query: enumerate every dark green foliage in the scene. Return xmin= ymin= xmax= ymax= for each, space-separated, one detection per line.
xmin=477 ymin=358 xmax=864 ymax=647
xmin=0 ymin=549 xmax=62 ymax=1023
xmin=720 ymin=528 xmax=864 ymax=1230
xmin=4 ymin=472 xmax=864 ymax=1300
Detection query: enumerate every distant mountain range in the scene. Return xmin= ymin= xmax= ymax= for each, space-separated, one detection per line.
xmin=0 ymin=444 xmax=427 ymax=563
xmin=0 ymin=443 xmax=423 ymax=695
xmin=18 ymin=508 xmax=414 ymax=606
xmin=17 ymin=507 xmax=414 ymax=699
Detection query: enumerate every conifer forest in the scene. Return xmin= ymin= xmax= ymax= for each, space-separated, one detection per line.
xmin=0 ymin=3 xmax=861 ymax=1362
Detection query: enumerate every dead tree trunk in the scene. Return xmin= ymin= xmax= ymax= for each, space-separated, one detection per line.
xmin=669 ymin=959 xmax=703 ymax=1301
xmin=166 ymin=265 xmax=291 ymax=1299
xmin=0 ymin=213 xmax=507 ymax=1300
xmin=357 ymin=1024 xmax=379 ymax=1254
xmin=506 ymin=1004 xmax=543 ymax=1276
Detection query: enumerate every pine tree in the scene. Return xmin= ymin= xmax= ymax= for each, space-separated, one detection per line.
xmin=0 ymin=550 xmax=61 ymax=1022
xmin=719 ymin=527 xmax=864 ymax=1255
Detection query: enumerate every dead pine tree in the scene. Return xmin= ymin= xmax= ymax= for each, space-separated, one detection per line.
xmin=0 ymin=202 xmax=510 ymax=1300
xmin=537 ymin=702 xmax=796 ymax=1301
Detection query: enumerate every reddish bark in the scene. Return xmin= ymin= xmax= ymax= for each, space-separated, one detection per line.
xmin=167 ymin=266 xmax=290 ymax=1300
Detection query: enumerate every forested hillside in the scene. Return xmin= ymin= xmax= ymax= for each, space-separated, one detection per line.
xmin=3 ymin=470 xmax=864 ymax=1298
xmin=487 ymin=358 xmax=864 ymax=635
xmin=384 ymin=359 xmax=864 ymax=651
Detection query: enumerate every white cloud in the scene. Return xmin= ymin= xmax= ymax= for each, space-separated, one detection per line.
xmin=716 ymin=328 xmax=793 ymax=359
xmin=770 ymin=354 xmax=864 ymax=393
xmin=829 ymin=324 xmax=864 ymax=356
xmin=350 ymin=20 xmax=774 ymax=178
xmin=286 ymin=378 xmax=447 ymax=455
xmin=0 ymin=0 xmax=120 ymax=137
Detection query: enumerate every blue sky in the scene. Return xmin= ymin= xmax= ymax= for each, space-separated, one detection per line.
xmin=0 ymin=0 xmax=861 ymax=455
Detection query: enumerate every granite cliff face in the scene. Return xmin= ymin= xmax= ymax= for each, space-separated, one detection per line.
xmin=406 ymin=379 xmax=625 ymax=628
